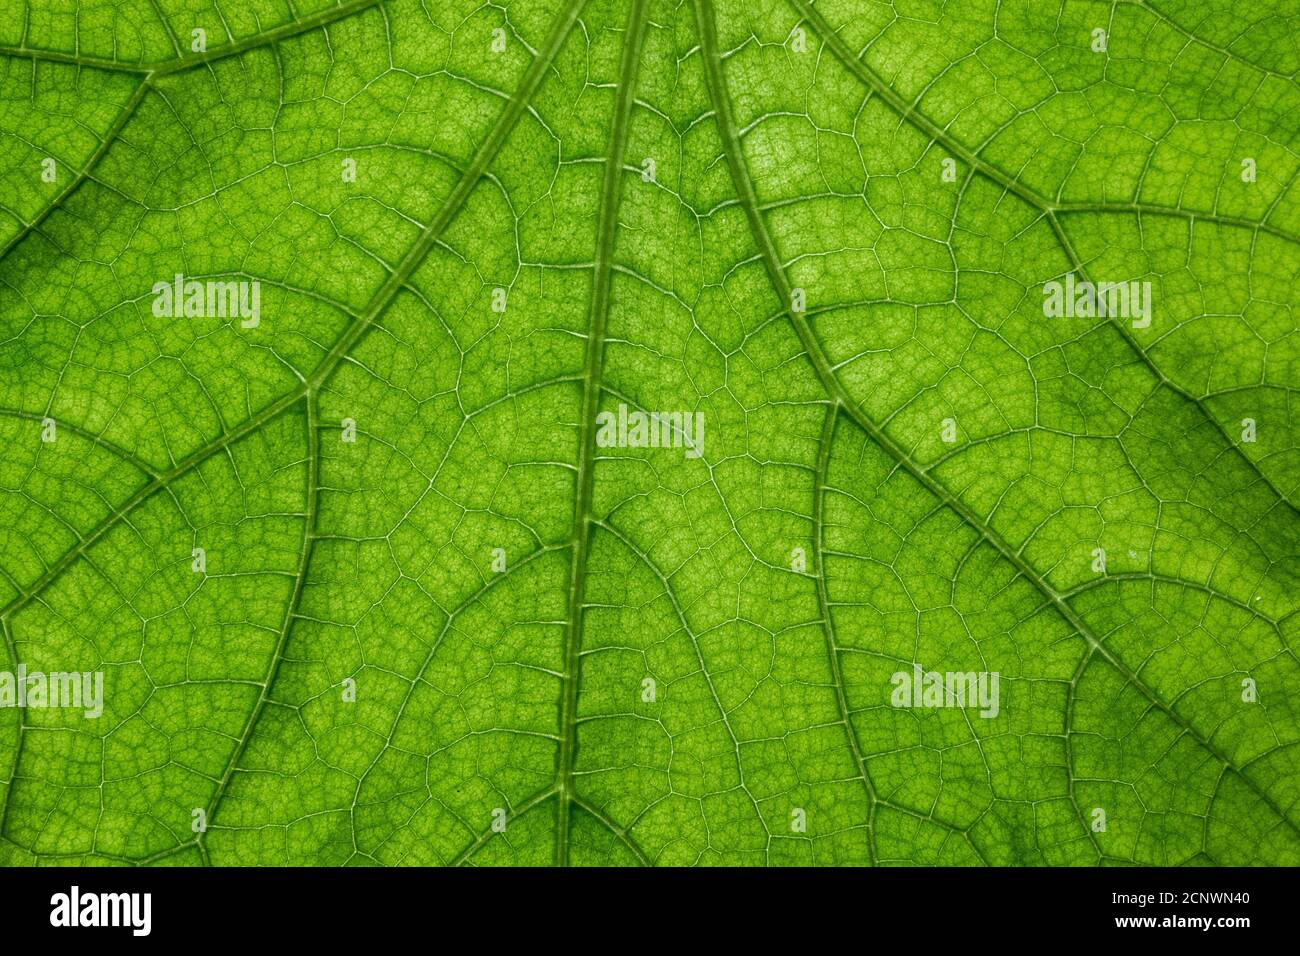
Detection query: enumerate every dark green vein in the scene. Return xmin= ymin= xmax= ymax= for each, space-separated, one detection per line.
xmin=695 ymin=0 xmax=1300 ymax=845
xmin=811 ymin=403 xmax=879 ymax=865
xmin=0 ymin=0 xmax=389 ymax=77
xmin=1052 ymin=202 xmax=1300 ymax=247
xmin=151 ymin=0 xmax=390 ymax=77
xmin=1064 ymin=648 xmax=1107 ymax=864
xmin=593 ymin=516 xmax=770 ymax=855
xmin=0 ymin=0 xmax=585 ymax=630
xmin=0 ymin=0 xmax=394 ymax=270
xmin=0 ymin=618 xmax=17 ymax=831
xmin=198 ymin=395 xmax=317 ymax=863
xmin=1044 ymin=208 xmax=1300 ymax=518
xmin=0 ymin=79 xmax=148 ymax=265
xmin=789 ymin=0 xmax=1300 ymax=247
xmin=143 ymin=0 xmax=183 ymax=57
xmin=0 ymin=409 xmax=162 ymax=479
xmin=451 ymin=787 xmax=558 ymax=866
xmin=791 ymin=0 xmax=1300 ymax=514
xmin=572 ymin=794 xmax=653 ymax=866
xmin=0 ymin=386 xmax=306 ymax=625
xmin=351 ymin=544 xmax=566 ymax=811
xmin=555 ymin=0 xmax=650 ymax=867
xmin=0 ymin=48 xmax=149 ymax=72
xmin=0 ymin=0 xmax=589 ymax=851
xmin=0 ymin=387 xmax=303 ymax=841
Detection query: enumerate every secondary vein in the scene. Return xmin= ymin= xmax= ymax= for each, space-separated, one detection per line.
xmin=555 ymin=0 xmax=651 ymax=868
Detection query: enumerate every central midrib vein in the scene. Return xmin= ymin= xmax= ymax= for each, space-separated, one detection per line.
xmin=555 ymin=0 xmax=651 ymax=867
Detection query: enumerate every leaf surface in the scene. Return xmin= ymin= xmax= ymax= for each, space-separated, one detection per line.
xmin=0 ymin=0 xmax=1298 ymax=866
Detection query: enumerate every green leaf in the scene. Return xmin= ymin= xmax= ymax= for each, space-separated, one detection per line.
xmin=0 ymin=0 xmax=1298 ymax=866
